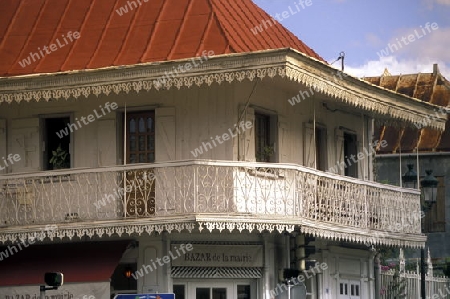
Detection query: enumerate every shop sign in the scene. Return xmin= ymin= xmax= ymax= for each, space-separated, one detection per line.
xmin=171 ymin=244 xmax=263 ymax=267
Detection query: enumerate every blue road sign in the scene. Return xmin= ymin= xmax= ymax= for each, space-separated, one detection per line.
xmin=114 ymin=294 xmax=175 ymax=299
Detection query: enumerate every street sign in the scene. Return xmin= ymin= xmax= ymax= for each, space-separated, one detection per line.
xmin=114 ymin=294 xmax=175 ymax=299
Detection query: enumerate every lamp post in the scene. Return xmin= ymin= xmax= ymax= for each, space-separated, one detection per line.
xmin=419 ymin=170 xmax=438 ymax=299
xmin=421 ymin=170 xmax=438 ymax=210
xmin=402 ymin=164 xmax=418 ymax=189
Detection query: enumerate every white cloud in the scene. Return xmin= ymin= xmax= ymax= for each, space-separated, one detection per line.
xmin=402 ymin=26 xmax=450 ymax=62
xmin=345 ymin=56 xmax=450 ymax=79
xmin=352 ymin=25 xmax=450 ymax=79
xmin=422 ymin=0 xmax=450 ymax=9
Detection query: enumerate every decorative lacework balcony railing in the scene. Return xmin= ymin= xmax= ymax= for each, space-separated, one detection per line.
xmin=0 ymin=160 xmax=422 ymax=234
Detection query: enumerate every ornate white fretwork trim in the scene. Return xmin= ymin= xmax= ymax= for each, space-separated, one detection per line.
xmin=196 ymin=217 xmax=425 ymax=249
xmin=0 ymin=216 xmax=425 ymax=248
xmin=0 ymin=219 xmax=197 ymax=244
xmin=300 ymin=225 xmax=425 ymax=249
xmin=0 ymin=49 xmax=445 ymax=130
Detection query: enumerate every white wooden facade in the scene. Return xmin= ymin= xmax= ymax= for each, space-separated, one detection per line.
xmin=0 ymin=49 xmax=446 ymax=298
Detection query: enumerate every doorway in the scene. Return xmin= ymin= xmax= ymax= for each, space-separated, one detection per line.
xmin=339 ymin=279 xmax=361 ymax=299
xmin=124 ymin=111 xmax=155 ymax=217
xmin=174 ymin=280 xmax=255 ymax=299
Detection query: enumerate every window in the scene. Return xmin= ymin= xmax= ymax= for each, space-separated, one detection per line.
xmin=237 ymin=285 xmax=250 ymax=299
xmin=304 ymin=124 xmax=327 ymax=170
xmin=126 ymin=111 xmax=155 ymax=164
xmin=339 ymin=280 xmax=360 ymax=299
xmin=174 ymin=284 xmax=186 ymax=299
xmin=340 ymin=282 xmax=348 ymax=296
xmin=196 ymin=287 xmax=227 ymax=299
xmin=184 ymin=281 xmax=253 ymax=299
xmin=343 ymin=133 xmax=357 ymax=178
xmin=255 ymin=113 xmax=277 ymax=162
xmin=315 ymin=127 xmax=327 ymax=171
xmin=44 ymin=117 xmax=71 ymax=170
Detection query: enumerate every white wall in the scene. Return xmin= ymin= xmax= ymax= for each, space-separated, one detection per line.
xmin=0 ymin=78 xmax=372 ymax=176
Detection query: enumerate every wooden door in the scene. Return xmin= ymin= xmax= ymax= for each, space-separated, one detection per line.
xmin=125 ymin=111 xmax=155 ymax=217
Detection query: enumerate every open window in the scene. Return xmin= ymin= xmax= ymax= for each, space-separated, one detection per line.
xmin=316 ymin=127 xmax=328 ymax=171
xmin=255 ymin=112 xmax=277 ymax=162
xmin=43 ymin=117 xmax=71 ymax=170
xmin=304 ymin=123 xmax=327 ymax=170
xmin=343 ymin=132 xmax=358 ymax=178
xmin=334 ymin=128 xmax=359 ymax=178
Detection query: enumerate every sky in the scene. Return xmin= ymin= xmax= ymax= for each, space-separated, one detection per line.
xmin=252 ymin=0 xmax=450 ymax=79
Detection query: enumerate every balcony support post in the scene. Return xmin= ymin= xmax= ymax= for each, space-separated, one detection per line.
xmin=421 ymin=247 xmax=425 ymax=299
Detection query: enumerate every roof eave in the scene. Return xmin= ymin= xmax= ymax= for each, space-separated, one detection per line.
xmin=0 ymin=48 xmax=445 ymax=130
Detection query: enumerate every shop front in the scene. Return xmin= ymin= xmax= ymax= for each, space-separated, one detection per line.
xmin=171 ymin=243 xmax=263 ymax=299
xmin=136 ymin=231 xmax=274 ymax=299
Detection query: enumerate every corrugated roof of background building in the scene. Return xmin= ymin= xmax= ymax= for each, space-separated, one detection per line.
xmin=367 ymin=65 xmax=450 ymax=153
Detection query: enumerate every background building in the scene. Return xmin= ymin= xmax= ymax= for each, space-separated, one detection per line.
xmin=368 ymin=65 xmax=450 ymax=272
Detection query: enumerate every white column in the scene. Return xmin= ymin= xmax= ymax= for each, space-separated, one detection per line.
xmin=263 ymin=233 xmax=275 ymax=299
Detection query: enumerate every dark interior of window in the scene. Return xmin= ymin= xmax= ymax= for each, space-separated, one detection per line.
xmin=44 ymin=117 xmax=71 ymax=170
xmin=315 ymin=127 xmax=327 ymax=171
xmin=174 ymin=285 xmax=186 ymax=299
xmin=255 ymin=113 xmax=271 ymax=162
xmin=344 ymin=132 xmax=358 ymax=178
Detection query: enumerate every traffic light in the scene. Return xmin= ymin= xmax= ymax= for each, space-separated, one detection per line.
xmin=44 ymin=272 xmax=64 ymax=287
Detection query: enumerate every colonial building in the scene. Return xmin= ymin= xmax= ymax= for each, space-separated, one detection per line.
xmin=368 ymin=65 xmax=450 ymax=272
xmin=0 ymin=0 xmax=446 ymax=298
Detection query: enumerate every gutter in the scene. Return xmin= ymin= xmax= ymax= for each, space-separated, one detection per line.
xmin=376 ymin=152 xmax=450 ymax=158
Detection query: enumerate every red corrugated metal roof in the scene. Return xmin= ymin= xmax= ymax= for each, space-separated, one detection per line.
xmin=0 ymin=241 xmax=129 ymax=286
xmin=0 ymin=0 xmax=323 ymax=77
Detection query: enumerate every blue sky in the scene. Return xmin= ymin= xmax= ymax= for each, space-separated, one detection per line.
xmin=252 ymin=0 xmax=450 ymax=79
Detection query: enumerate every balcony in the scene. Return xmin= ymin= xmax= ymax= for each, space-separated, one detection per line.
xmin=0 ymin=160 xmax=422 ymax=243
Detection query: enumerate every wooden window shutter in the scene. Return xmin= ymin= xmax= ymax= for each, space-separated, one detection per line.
xmin=11 ymin=118 xmax=40 ymax=172
xmin=155 ymin=107 xmax=176 ymax=162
